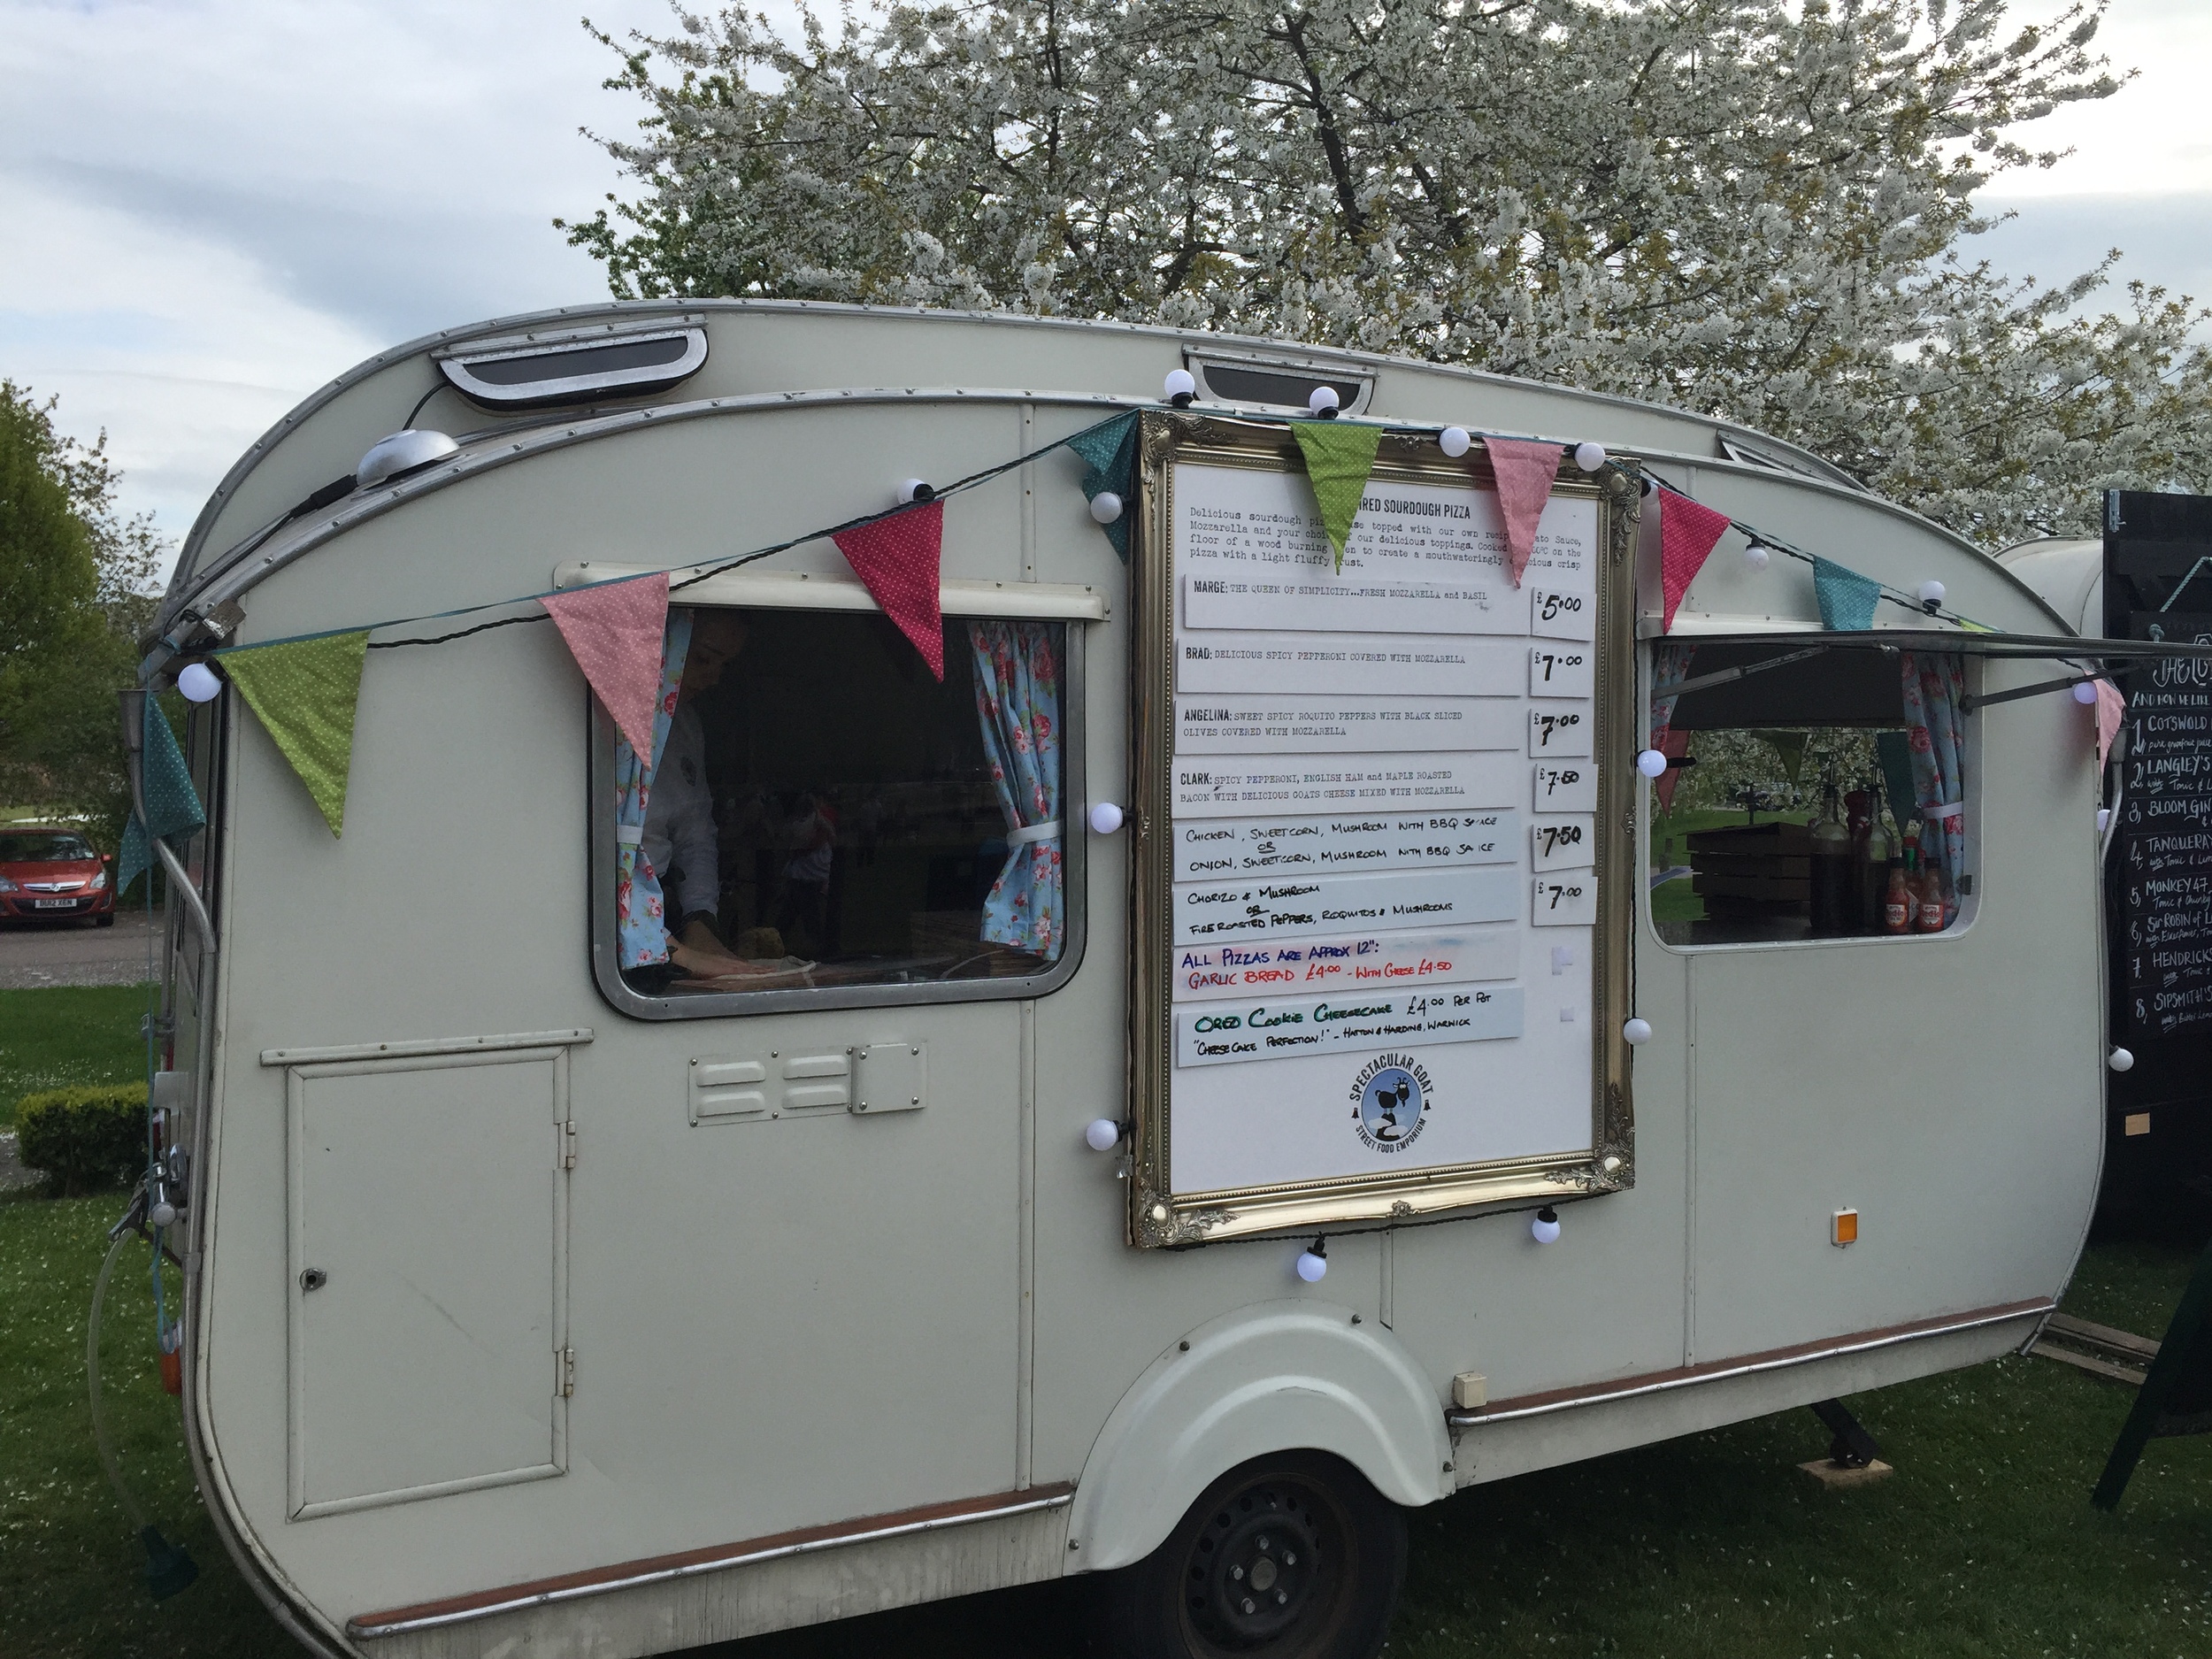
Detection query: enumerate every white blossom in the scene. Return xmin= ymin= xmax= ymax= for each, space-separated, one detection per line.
xmin=558 ymin=0 xmax=2211 ymax=543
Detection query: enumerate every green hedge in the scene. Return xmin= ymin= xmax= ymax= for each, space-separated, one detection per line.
xmin=14 ymin=1084 xmax=148 ymax=1196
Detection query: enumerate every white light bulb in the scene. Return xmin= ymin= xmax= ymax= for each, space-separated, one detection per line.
xmin=1917 ymin=580 xmax=1947 ymax=610
xmin=1164 ymin=369 xmax=1197 ymax=404
xmin=1084 ymin=1118 xmax=1122 ymax=1152
xmin=1636 ymin=749 xmax=1668 ymax=780
xmin=1623 ymin=1018 xmax=1653 ymax=1046
xmin=1744 ymin=544 xmax=1770 ymax=572
xmin=1573 ymin=442 xmax=1609 ymax=473
xmin=2072 ymin=680 xmax=2099 ymax=705
xmin=1439 ymin=426 xmax=1471 ymax=457
xmin=2108 ymin=1047 xmax=2135 ymax=1073
xmin=1294 ymin=1250 xmax=1328 ymax=1283
xmin=897 ymin=478 xmax=932 ymax=504
xmin=1088 ymin=802 xmax=1125 ymax=834
xmin=1531 ymin=1210 xmax=1562 ymax=1245
xmin=177 ymin=661 xmax=223 ymax=703
xmin=1307 ymin=385 xmax=1340 ymax=415
xmin=1089 ymin=491 xmax=1124 ymax=525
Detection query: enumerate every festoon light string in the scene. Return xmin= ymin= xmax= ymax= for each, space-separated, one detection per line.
xmin=153 ymin=396 xmax=1652 ymax=841
xmin=1638 ymin=462 xmax=1991 ymax=634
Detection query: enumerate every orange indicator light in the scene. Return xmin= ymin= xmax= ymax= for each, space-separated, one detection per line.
xmin=1832 ymin=1209 xmax=1859 ymax=1248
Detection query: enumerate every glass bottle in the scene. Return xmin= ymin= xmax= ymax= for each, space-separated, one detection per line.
xmin=1809 ymin=780 xmax=1853 ymax=937
xmin=1889 ymin=821 xmax=1922 ymax=935
xmin=1861 ymin=786 xmax=1891 ymax=933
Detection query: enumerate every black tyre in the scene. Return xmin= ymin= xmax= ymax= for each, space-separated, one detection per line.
xmin=1092 ymin=1451 xmax=1407 ymax=1659
xmin=94 ymin=913 xmax=115 ymax=927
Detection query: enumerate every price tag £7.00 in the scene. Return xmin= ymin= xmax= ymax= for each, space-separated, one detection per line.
xmin=1529 ymin=644 xmax=1594 ymax=699
xmin=1532 ymin=875 xmax=1597 ymax=926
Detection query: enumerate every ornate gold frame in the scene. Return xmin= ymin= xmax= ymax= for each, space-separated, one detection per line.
xmin=1125 ymin=412 xmax=1641 ymax=1248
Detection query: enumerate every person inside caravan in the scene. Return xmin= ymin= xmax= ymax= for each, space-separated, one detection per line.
xmin=769 ymin=793 xmax=838 ymax=956
xmin=645 ymin=608 xmax=759 ymax=979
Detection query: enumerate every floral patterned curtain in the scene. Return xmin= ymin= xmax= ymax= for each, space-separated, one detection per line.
xmin=1900 ymin=650 xmax=1968 ymax=924
xmin=613 ymin=609 xmax=695 ymax=967
xmin=969 ymin=620 xmax=1064 ymax=959
xmin=1648 ymin=641 xmax=1699 ymax=813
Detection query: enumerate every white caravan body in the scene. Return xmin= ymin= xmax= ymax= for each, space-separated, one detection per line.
xmin=146 ymin=303 xmax=2108 ymax=1657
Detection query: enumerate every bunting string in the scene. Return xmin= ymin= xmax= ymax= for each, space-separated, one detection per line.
xmin=184 ymin=411 xmax=1635 ymax=664
xmin=180 ymin=405 xmax=1621 ymax=835
xmin=193 ymin=411 xmax=1134 ymax=663
xmin=1639 ymin=463 xmax=1989 ymax=634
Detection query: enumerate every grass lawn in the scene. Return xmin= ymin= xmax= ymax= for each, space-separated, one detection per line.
xmin=0 ymin=1196 xmax=296 ymax=1659
xmin=4 ymin=1187 xmax=2208 ymax=1659
xmin=0 ymin=985 xmax=153 ymax=1132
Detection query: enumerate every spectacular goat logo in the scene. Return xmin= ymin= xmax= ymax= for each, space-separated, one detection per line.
xmin=1350 ymin=1053 xmax=1432 ymax=1154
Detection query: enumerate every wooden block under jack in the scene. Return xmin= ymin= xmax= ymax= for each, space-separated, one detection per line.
xmin=1798 ymin=1457 xmax=1893 ymax=1489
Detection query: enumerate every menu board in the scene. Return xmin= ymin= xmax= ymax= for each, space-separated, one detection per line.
xmin=2120 ymin=617 xmax=2212 ymax=1034
xmin=1158 ymin=457 xmax=1605 ymax=1199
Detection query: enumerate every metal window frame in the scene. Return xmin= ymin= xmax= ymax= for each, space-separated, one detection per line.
xmin=1186 ymin=349 xmax=1376 ymax=418
xmin=435 ymin=318 xmax=710 ymax=411
xmin=588 ymin=611 xmax=1089 ymax=1021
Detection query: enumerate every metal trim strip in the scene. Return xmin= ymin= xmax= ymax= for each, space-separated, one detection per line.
xmin=1448 ymin=1299 xmax=2051 ymax=1429
xmin=259 ymin=1029 xmax=593 ymax=1067
xmin=348 ymin=1486 xmax=1075 ymax=1638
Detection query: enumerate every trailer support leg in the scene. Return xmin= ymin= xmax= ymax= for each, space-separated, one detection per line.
xmin=1808 ymin=1399 xmax=1881 ymax=1469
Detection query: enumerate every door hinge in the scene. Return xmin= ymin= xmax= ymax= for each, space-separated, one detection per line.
xmin=562 ymin=1122 xmax=577 ymax=1170
xmin=559 ymin=1347 xmax=575 ymax=1398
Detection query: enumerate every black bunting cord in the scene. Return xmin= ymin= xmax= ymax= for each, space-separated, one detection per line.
xmin=1636 ymin=461 xmax=1985 ymax=632
xmin=193 ymin=412 xmax=1133 ymax=661
xmin=186 ymin=411 xmax=1970 ymax=663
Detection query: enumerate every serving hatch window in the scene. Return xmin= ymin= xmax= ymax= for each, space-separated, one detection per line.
xmin=1647 ymin=641 xmax=1972 ymax=948
xmin=598 ymin=603 xmax=1075 ymax=1009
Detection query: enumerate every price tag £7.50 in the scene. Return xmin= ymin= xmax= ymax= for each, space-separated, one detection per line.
xmin=1532 ymin=761 xmax=1597 ymax=813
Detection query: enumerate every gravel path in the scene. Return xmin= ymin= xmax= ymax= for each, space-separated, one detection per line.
xmin=0 ymin=908 xmax=164 ymax=988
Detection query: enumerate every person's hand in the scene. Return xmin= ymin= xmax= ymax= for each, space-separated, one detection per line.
xmin=669 ymin=937 xmax=774 ymax=979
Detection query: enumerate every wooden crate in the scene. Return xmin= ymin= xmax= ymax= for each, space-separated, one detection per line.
xmin=1687 ymin=822 xmax=1810 ymax=918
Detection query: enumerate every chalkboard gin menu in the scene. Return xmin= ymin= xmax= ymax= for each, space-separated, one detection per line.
xmin=1127 ymin=418 xmax=1634 ymax=1246
xmin=2119 ymin=626 xmax=2212 ymax=1036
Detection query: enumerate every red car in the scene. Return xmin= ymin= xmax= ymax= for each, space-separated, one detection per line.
xmin=0 ymin=827 xmax=116 ymax=926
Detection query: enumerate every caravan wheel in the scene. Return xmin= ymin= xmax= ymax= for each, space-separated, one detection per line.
xmin=1093 ymin=1451 xmax=1406 ymax=1659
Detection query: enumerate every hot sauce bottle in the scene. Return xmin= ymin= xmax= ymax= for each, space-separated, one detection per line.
xmin=1885 ymin=850 xmax=1914 ymax=934
xmin=1916 ymin=850 xmax=1948 ymax=933
xmin=1888 ymin=822 xmax=1922 ymax=935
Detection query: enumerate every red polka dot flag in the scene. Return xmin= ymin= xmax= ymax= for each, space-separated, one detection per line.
xmin=833 ymin=500 xmax=946 ymax=679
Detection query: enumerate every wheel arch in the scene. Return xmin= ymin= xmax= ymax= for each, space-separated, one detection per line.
xmin=1069 ymin=1300 xmax=1451 ymax=1571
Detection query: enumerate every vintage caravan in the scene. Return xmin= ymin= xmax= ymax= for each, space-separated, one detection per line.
xmin=130 ymin=302 xmax=2156 ymax=1658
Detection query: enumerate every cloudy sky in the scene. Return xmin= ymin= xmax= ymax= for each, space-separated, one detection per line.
xmin=4 ymin=0 xmax=2208 ymax=564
